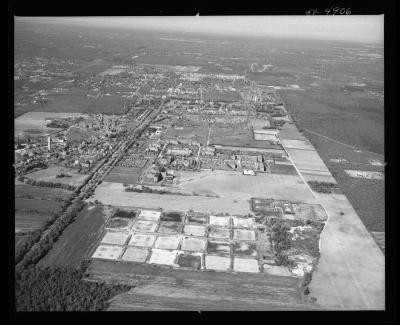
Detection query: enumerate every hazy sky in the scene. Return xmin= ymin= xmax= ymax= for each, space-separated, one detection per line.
xmin=17 ymin=16 xmax=384 ymax=42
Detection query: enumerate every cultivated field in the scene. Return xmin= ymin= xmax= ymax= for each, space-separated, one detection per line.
xmin=39 ymin=204 xmax=113 ymax=267
xmin=15 ymin=183 xmax=72 ymax=200
xmin=86 ymin=260 xmax=317 ymax=311
xmin=15 ymin=198 xmax=64 ymax=232
xmin=24 ymin=166 xmax=89 ymax=187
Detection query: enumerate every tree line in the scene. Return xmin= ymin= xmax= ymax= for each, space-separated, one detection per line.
xmin=18 ymin=176 xmax=77 ymax=191
xmin=15 ymin=199 xmax=71 ymax=265
xmin=307 ymin=181 xmax=338 ymax=194
xmin=16 ymin=199 xmax=86 ymax=273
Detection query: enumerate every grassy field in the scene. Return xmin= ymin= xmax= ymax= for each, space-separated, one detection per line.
xmin=15 ymin=184 xmax=72 ymax=200
xmin=15 ymin=111 xmax=85 ymax=138
xmin=90 ymin=166 xmax=318 ymax=214
xmin=161 ymin=126 xmax=209 ymax=146
xmin=23 ymin=88 xmax=129 ymax=115
xmin=39 ymin=204 xmax=113 ymax=267
xmin=15 ymin=198 xmax=64 ymax=232
xmin=103 ymin=166 xmax=143 ymax=185
xmin=210 ymin=127 xmax=281 ymax=149
xmin=24 ymin=166 xmax=89 ymax=187
xmin=15 ymin=197 xmax=63 ymax=213
xmin=174 ymin=170 xmax=316 ymax=203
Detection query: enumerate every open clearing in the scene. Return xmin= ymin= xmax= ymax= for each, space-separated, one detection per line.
xmin=15 ymin=111 xmax=86 ymax=137
xmin=24 ymin=166 xmax=89 ymax=187
xmin=161 ymin=126 xmax=209 ymax=145
xmin=174 ymin=170 xmax=316 ymax=203
xmin=90 ymin=172 xmax=317 ymax=214
xmin=39 ymin=204 xmax=113 ymax=267
xmin=210 ymin=127 xmax=281 ymax=149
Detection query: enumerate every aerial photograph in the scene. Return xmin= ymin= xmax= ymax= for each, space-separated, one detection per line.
xmin=12 ymin=14 xmax=387 ymax=313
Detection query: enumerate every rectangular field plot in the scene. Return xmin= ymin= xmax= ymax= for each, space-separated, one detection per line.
xmin=186 ymin=214 xmax=208 ymax=224
xmin=161 ymin=212 xmax=183 ymax=222
xmin=128 ymin=233 xmax=156 ymax=247
xmin=209 ymin=215 xmax=231 ymax=227
xmin=132 ymin=220 xmax=158 ymax=232
xmin=208 ymin=227 xmax=230 ymax=239
xmin=147 ymin=248 xmax=179 ymax=266
xmin=157 ymin=222 xmax=182 ymax=234
xmin=105 ymin=217 xmax=134 ymax=231
xmin=103 ymin=171 xmax=140 ymax=185
xmin=205 ymin=255 xmax=231 ymax=271
xmin=270 ymin=163 xmax=298 ymax=176
xmin=233 ymin=229 xmax=256 ymax=241
xmin=121 ymin=247 xmax=150 ymax=263
xmin=183 ymin=224 xmax=207 ymax=237
xmin=100 ymin=232 xmax=130 ymax=246
xmin=138 ymin=210 xmax=161 ymax=221
xmin=233 ymin=258 xmax=260 ymax=273
xmin=154 ymin=235 xmax=181 ymax=250
xmin=177 ymin=252 xmax=203 ymax=270
xmin=180 ymin=236 xmax=207 ymax=253
xmin=233 ymin=242 xmax=258 ymax=257
xmin=92 ymin=245 xmax=124 ymax=260
xmin=112 ymin=209 xmax=138 ymax=219
xmin=232 ymin=216 xmax=254 ymax=229
xmin=207 ymin=240 xmax=231 ymax=255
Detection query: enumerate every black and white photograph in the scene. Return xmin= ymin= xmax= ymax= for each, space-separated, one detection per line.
xmin=9 ymin=2 xmax=397 ymax=318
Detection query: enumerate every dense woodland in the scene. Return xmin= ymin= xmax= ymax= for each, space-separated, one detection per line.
xmin=15 ymin=262 xmax=131 ymax=311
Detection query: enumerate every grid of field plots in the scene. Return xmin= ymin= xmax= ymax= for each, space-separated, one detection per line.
xmin=91 ymin=209 xmax=290 ymax=275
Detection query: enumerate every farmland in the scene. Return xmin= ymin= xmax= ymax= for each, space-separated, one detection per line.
xmin=87 ymin=260 xmax=317 ymax=311
xmin=39 ymin=204 xmax=113 ymax=267
xmin=15 ymin=183 xmax=72 ymax=201
xmin=24 ymin=166 xmax=89 ymax=187
xmin=15 ymin=198 xmax=64 ymax=232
